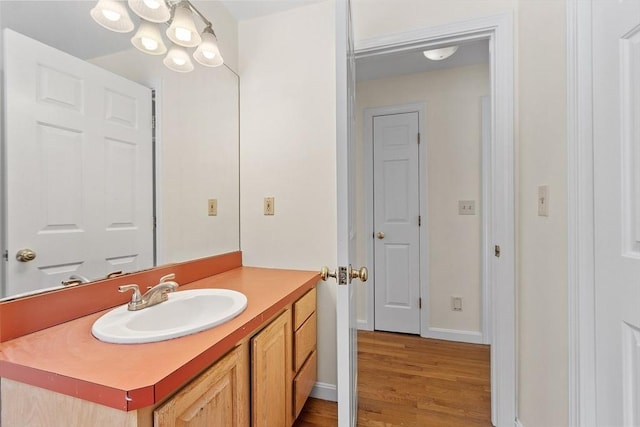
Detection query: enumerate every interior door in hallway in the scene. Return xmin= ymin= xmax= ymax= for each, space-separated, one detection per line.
xmin=592 ymin=0 xmax=640 ymax=424
xmin=373 ymin=112 xmax=420 ymax=334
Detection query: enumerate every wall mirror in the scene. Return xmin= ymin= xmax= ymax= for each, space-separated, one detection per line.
xmin=0 ymin=1 xmax=240 ymax=300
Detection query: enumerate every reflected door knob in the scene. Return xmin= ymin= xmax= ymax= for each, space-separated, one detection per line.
xmin=15 ymin=248 xmax=36 ymax=262
xmin=350 ymin=266 xmax=368 ymax=282
xmin=376 ymin=232 xmax=385 ymax=239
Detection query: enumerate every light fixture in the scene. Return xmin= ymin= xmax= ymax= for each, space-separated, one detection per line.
xmin=127 ymin=0 xmax=171 ymax=23
xmin=193 ymin=26 xmax=224 ymax=67
xmin=90 ymin=0 xmax=134 ymax=33
xmin=132 ymin=20 xmax=167 ymax=55
xmin=163 ymin=46 xmax=194 ymax=73
xmin=166 ymin=1 xmax=202 ymax=48
xmin=423 ymin=46 xmax=459 ymax=61
xmin=91 ymin=0 xmax=224 ymax=73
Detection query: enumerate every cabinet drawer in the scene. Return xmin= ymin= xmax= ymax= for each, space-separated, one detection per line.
xmin=294 ymin=312 xmax=316 ymax=372
xmin=293 ymin=350 xmax=317 ymax=419
xmin=294 ymin=288 xmax=316 ymax=330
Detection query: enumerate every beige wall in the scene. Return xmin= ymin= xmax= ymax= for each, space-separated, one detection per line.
xmin=238 ymin=1 xmax=338 ymax=389
xmin=355 ymin=64 xmax=489 ymax=334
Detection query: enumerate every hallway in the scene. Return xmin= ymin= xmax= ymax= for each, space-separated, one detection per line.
xmin=294 ymin=330 xmax=491 ymax=426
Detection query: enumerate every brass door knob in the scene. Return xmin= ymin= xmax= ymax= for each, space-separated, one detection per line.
xmin=350 ymin=266 xmax=368 ymax=282
xmin=376 ymin=232 xmax=385 ymax=239
xmin=15 ymin=248 xmax=36 ymax=262
xmin=320 ymin=266 xmax=337 ymax=281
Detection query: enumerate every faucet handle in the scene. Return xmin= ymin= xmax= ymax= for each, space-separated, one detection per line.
xmin=159 ymin=273 xmax=175 ymax=283
xmin=118 ymin=284 xmax=142 ymax=303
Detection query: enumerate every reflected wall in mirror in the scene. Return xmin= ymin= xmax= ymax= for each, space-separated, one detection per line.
xmin=0 ymin=1 xmax=240 ymax=300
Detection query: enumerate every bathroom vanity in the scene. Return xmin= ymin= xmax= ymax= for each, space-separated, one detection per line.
xmin=0 ymin=252 xmax=318 ymax=426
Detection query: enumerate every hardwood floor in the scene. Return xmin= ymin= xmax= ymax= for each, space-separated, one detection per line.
xmin=294 ymin=330 xmax=491 ymax=426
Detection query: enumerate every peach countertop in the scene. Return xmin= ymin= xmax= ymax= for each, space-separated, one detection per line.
xmin=0 ymin=266 xmax=319 ymax=411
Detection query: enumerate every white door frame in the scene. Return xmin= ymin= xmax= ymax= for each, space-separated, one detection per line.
xmin=566 ymin=0 xmax=597 ymax=425
xmin=355 ymin=12 xmax=515 ymax=426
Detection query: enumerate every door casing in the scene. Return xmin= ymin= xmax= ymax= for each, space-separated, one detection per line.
xmin=354 ymin=13 xmax=515 ymax=426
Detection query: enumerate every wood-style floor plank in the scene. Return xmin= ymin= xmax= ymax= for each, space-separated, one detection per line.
xmin=294 ymin=330 xmax=491 ymax=426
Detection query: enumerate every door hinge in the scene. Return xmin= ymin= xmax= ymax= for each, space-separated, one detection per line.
xmin=419 ymin=297 xmax=422 ymax=309
xmin=418 ymin=215 xmax=421 ymax=227
xmin=495 ymin=245 xmax=501 ymax=258
xmin=417 ymin=133 xmax=421 ymax=145
xmin=3 ymin=250 xmax=8 ymax=261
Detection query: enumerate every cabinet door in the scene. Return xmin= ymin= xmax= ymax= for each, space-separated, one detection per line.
xmin=154 ymin=343 xmax=249 ymax=427
xmin=251 ymin=309 xmax=292 ymax=427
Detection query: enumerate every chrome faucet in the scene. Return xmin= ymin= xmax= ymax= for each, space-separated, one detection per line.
xmin=118 ymin=274 xmax=178 ymax=311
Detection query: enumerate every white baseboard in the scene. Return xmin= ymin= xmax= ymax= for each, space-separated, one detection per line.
xmin=424 ymin=327 xmax=484 ymax=344
xmin=310 ymin=382 xmax=337 ymax=402
xmin=515 ymin=418 xmax=525 ymax=427
xmin=357 ymin=319 xmax=372 ymax=331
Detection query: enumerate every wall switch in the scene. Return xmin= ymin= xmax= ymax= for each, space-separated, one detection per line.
xmin=452 ymin=296 xmax=463 ymax=312
xmin=264 ymin=197 xmax=275 ymax=216
xmin=208 ymin=199 xmax=217 ymax=216
xmin=538 ymin=185 xmax=549 ymax=217
xmin=458 ymin=200 xmax=476 ymax=215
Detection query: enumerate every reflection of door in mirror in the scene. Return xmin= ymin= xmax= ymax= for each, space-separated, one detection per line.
xmin=4 ymin=30 xmax=154 ymax=297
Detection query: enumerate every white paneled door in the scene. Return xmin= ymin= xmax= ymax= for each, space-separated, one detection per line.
xmin=373 ymin=112 xmax=420 ymax=334
xmin=4 ymin=29 xmax=153 ymax=296
xmin=592 ymin=1 xmax=640 ymax=424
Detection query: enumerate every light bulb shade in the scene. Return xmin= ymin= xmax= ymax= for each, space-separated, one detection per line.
xmin=193 ymin=30 xmax=224 ymax=67
xmin=166 ymin=2 xmax=202 ymax=47
xmin=90 ymin=0 xmax=134 ymax=33
xmin=131 ymin=20 xmax=167 ymax=55
xmin=423 ymin=46 xmax=459 ymax=61
xmin=128 ymin=0 xmax=171 ymax=23
xmin=163 ymin=46 xmax=194 ymax=72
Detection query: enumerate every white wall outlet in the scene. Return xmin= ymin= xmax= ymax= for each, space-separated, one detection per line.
xmin=452 ymin=296 xmax=463 ymax=312
xmin=264 ymin=197 xmax=275 ymax=216
xmin=458 ymin=200 xmax=476 ymax=215
xmin=207 ymin=199 xmax=217 ymax=216
xmin=538 ymin=185 xmax=549 ymax=217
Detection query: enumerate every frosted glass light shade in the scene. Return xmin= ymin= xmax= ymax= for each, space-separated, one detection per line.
xmin=423 ymin=46 xmax=459 ymax=61
xmin=128 ymin=0 xmax=171 ymax=23
xmin=90 ymin=0 xmax=134 ymax=33
xmin=193 ymin=29 xmax=224 ymax=67
xmin=166 ymin=2 xmax=201 ymax=48
xmin=163 ymin=46 xmax=194 ymax=73
xmin=131 ymin=20 xmax=167 ymax=55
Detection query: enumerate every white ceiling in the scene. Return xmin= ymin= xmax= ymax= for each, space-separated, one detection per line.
xmin=356 ymin=40 xmax=490 ymax=82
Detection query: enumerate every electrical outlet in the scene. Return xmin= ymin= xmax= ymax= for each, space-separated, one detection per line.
xmin=538 ymin=185 xmax=549 ymax=216
xmin=208 ymin=199 xmax=217 ymax=216
xmin=264 ymin=197 xmax=275 ymax=216
xmin=452 ymin=296 xmax=463 ymax=312
xmin=458 ymin=200 xmax=476 ymax=215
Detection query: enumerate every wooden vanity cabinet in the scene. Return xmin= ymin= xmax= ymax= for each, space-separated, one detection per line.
xmin=154 ymin=343 xmax=249 ymax=427
xmin=291 ymin=288 xmax=317 ymax=420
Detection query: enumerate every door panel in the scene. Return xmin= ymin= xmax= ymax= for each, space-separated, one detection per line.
xmin=592 ymin=1 xmax=640 ymax=424
xmin=373 ymin=112 xmax=420 ymax=334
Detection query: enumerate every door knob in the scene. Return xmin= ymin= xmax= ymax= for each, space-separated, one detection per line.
xmin=350 ymin=266 xmax=368 ymax=282
xmin=320 ymin=266 xmax=337 ymax=281
xmin=15 ymin=248 xmax=36 ymax=262
xmin=376 ymin=232 xmax=385 ymax=239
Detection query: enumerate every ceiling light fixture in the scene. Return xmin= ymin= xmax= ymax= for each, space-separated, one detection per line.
xmin=423 ymin=46 xmax=459 ymax=61
xmin=90 ymin=0 xmax=224 ymax=73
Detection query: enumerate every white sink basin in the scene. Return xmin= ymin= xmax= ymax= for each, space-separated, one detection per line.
xmin=92 ymin=289 xmax=248 ymax=344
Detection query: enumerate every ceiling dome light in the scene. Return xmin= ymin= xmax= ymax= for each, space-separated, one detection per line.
xmin=193 ymin=27 xmax=224 ymax=67
xmin=423 ymin=46 xmax=459 ymax=61
xmin=90 ymin=0 xmax=134 ymax=33
xmin=128 ymin=0 xmax=171 ymax=23
xmin=163 ymin=46 xmax=194 ymax=72
xmin=166 ymin=2 xmax=202 ymax=48
xmin=131 ymin=20 xmax=167 ymax=55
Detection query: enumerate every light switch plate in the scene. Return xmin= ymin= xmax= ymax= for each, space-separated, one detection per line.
xmin=538 ymin=185 xmax=549 ymax=217
xmin=264 ymin=197 xmax=275 ymax=216
xmin=452 ymin=296 xmax=463 ymax=312
xmin=458 ymin=200 xmax=476 ymax=215
xmin=208 ymin=199 xmax=217 ymax=216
